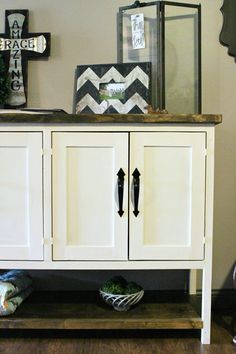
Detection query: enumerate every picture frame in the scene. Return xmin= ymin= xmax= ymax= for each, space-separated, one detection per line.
xmin=74 ymin=62 xmax=151 ymax=114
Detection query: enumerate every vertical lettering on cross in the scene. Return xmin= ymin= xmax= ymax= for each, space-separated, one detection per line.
xmin=7 ymin=13 xmax=26 ymax=106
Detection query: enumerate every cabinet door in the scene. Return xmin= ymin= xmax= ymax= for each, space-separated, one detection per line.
xmin=129 ymin=132 xmax=206 ymax=260
xmin=52 ymin=133 xmax=128 ymax=260
xmin=0 ymin=132 xmax=43 ymax=260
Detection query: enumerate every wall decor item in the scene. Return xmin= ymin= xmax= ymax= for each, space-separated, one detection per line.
xmin=74 ymin=62 xmax=151 ymax=114
xmin=0 ymin=9 xmax=51 ymax=108
xmin=118 ymin=1 xmax=201 ymax=114
xmin=0 ymin=54 xmax=10 ymax=105
xmin=220 ymin=0 xmax=236 ymax=61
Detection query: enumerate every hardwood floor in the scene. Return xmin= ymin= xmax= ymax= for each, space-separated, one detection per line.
xmin=0 ymin=316 xmax=235 ymax=354
xmin=0 ymin=292 xmax=235 ymax=354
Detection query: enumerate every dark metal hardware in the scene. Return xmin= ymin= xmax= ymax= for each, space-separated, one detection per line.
xmin=117 ymin=168 xmax=125 ymax=217
xmin=132 ymin=1 xmax=147 ymax=8
xmin=132 ymin=168 xmax=141 ymax=217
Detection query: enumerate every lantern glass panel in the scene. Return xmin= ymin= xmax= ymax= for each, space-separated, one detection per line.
xmin=119 ymin=4 xmax=160 ymax=109
xmin=164 ymin=5 xmax=200 ymax=114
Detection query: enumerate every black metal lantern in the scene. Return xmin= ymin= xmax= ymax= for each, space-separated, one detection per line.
xmin=118 ymin=1 xmax=201 ymax=114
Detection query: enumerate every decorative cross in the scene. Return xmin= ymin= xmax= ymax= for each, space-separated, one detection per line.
xmin=0 ymin=9 xmax=51 ymax=108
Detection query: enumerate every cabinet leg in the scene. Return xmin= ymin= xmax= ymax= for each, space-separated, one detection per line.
xmin=201 ymin=267 xmax=212 ymax=344
xmin=189 ymin=269 xmax=197 ymax=295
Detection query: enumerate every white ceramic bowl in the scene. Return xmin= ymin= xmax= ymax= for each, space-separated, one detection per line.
xmin=99 ymin=289 xmax=144 ymax=311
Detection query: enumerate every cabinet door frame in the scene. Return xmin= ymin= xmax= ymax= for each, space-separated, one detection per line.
xmin=0 ymin=132 xmax=43 ymax=260
xmin=52 ymin=132 xmax=129 ymax=261
xmin=129 ymin=131 xmax=206 ymax=261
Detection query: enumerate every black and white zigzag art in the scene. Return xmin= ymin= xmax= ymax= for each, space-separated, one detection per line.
xmin=74 ymin=63 xmax=151 ymax=114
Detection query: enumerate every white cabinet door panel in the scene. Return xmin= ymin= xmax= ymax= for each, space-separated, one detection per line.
xmin=129 ymin=132 xmax=206 ymax=260
xmin=52 ymin=133 xmax=128 ymax=261
xmin=0 ymin=132 xmax=43 ymax=260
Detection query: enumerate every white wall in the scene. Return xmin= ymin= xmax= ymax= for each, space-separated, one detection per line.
xmin=0 ymin=0 xmax=235 ymax=289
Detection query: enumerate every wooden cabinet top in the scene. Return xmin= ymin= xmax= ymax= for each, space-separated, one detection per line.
xmin=0 ymin=113 xmax=222 ymax=125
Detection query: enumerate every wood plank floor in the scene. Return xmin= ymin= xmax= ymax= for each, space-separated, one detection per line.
xmin=0 ymin=292 xmax=235 ymax=354
xmin=0 ymin=321 xmax=235 ymax=354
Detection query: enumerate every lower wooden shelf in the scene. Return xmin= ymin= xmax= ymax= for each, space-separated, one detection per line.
xmin=0 ymin=291 xmax=202 ymax=330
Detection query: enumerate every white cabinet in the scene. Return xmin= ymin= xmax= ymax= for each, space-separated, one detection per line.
xmin=0 ymin=116 xmax=219 ymax=345
xmin=0 ymin=132 xmax=43 ymax=260
xmin=129 ymin=132 xmax=206 ymax=260
xmin=52 ymin=131 xmax=206 ymax=262
xmin=52 ymin=132 xmax=128 ymax=260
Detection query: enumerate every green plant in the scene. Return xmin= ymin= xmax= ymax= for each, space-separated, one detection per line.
xmin=101 ymin=276 xmax=143 ymax=295
xmin=125 ymin=281 xmax=143 ymax=294
xmin=0 ymin=54 xmax=10 ymax=105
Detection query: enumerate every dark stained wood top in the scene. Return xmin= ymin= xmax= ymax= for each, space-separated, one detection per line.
xmin=0 ymin=291 xmax=202 ymax=330
xmin=0 ymin=113 xmax=222 ymax=125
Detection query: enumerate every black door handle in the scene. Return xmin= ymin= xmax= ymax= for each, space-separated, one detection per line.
xmin=117 ymin=168 xmax=125 ymax=217
xmin=132 ymin=168 xmax=140 ymax=217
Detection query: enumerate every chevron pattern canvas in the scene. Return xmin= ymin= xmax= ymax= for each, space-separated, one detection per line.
xmin=74 ymin=62 xmax=151 ymax=114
